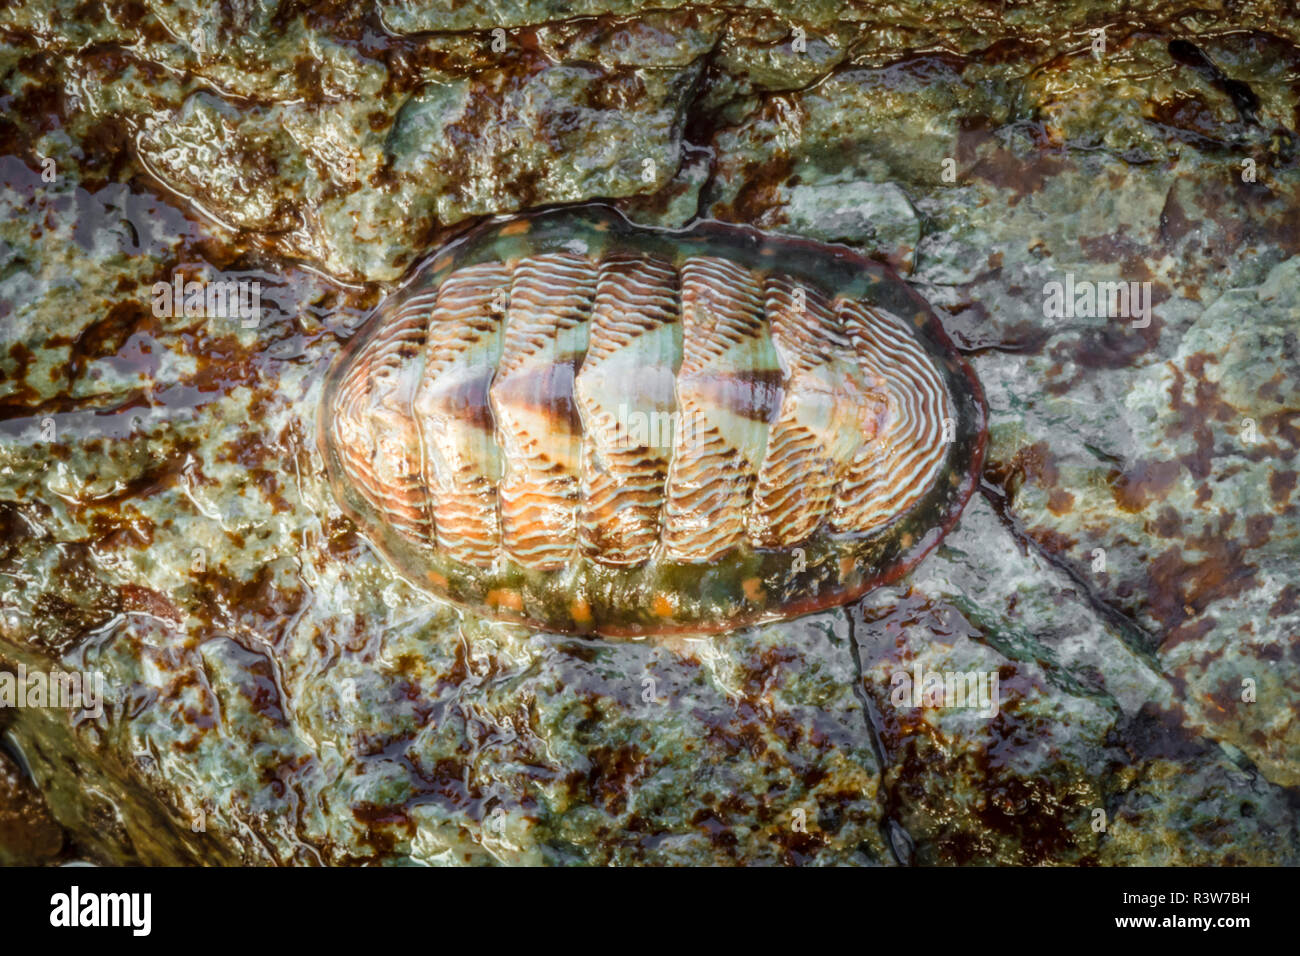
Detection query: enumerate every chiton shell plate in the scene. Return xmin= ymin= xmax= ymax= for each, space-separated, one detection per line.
xmin=320 ymin=205 xmax=987 ymax=636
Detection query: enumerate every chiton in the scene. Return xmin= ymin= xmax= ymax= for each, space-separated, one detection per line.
xmin=320 ymin=205 xmax=986 ymax=636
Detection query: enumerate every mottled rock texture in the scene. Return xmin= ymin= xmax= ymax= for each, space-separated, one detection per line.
xmin=0 ymin=0 xmax=1296 ymax=864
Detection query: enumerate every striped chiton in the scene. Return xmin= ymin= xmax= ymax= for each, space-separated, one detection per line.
xmin=320 ymin=205 xmax=986 ymax=636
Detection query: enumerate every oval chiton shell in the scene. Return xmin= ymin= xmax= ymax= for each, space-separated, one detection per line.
xmin=320 ymin=204 xmax=987 ymax=636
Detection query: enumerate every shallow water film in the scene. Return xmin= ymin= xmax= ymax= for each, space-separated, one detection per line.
xmin=0 ymin=1 xmax=1297 ymax=866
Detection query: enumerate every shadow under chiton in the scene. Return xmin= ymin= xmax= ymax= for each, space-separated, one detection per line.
xmin=319 ymin=204 xmax=987 ymax=636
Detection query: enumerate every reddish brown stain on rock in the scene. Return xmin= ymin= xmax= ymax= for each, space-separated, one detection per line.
xmin=1146 ymin=514 xmax=1261 ymax=649
xmin=1149 ymin=93 xmax=1233 ymax=149
xmin=986 ymin=441 xmax=1061 ymax=504
xmin=1047 ymin=488 xmax=1075 ymax=515
xmin=712 ymin=151 xmax=796 ymax=227
xmin=1026 ymin=524 xmax=1077 ymax=554
xmin=1263 ymin=409 xmax=1300 ymax=451
xmin=581 ymin=744 xmax=647 ymax=815
xmin=966 ymin=141 xmax=1067 ymax=204
xmin=1151 ymin=505 xmax=1185 ymax=538
xmin=1108 ymin=459 xmax=1182 ymax=513
xmin=1270 ymin=584 xmax=1300 ymax=618
xmin=120 ymin=583 xmax=183 ymax=625
xmin=0 ymin=749 xmax=65 ymax=865
xmin=1045 ymin=315 xmax=1165 ymax=395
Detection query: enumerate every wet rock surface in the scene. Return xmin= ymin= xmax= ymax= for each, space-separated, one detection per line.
xmin=0 ymin=727 xmax=65 ymax=865
xmin=0 ymin=1 xmax=1296 ymax=864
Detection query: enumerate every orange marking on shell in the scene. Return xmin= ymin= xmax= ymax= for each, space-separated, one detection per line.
xmin=570 ymin=597 xmax=592 ymax=625
xmin=652 ymin=593 xmax=675 ymax=618
xmin=487 ymin=588 xmax=523 ymax=611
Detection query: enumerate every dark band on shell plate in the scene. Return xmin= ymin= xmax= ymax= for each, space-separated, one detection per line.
xmin=319 ymin=204 xmax=988 ymax=636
